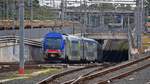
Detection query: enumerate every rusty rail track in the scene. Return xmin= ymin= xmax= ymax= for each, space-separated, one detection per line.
xmin=62 ymin=63 xmax=114 ymax=84
xmin=0 ymin=62 xmax=71 ymax=73
xmin=0 ymin=20 xmax=79 ymax=29
xmin=0 ymin=64 xmax=47 ymax=73
xmin=98 ymin=63 xmax=150 ymax=84
xmin=70 ymin=55 xmax=150 ymax=84
xmin=37 ymin=63 xmax=114 ymax=84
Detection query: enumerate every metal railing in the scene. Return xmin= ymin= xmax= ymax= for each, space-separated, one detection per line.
xmin=0 ymin=36 xmax=42 ymax=47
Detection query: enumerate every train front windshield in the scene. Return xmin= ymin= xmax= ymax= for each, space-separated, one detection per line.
xmin=46 ymin=38 xmax=62 ymax=49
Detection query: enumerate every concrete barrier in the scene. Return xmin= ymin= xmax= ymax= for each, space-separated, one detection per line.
xmin=0 ymin=44 xmax=44 ymax=62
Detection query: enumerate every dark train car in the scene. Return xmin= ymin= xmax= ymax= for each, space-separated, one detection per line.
xmin=42 ymin=32 xmax=103 ymax=62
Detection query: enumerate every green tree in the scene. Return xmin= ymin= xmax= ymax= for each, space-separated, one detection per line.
xmin=31 ymin=0 xmax=40 ymax=7
xmin=0 ymin=0 xmax=55 ymax=20
xmin=116 ymin=4 xmax=132 ymax=10
xmin=100 ymin=3 xmax=115 ymax=10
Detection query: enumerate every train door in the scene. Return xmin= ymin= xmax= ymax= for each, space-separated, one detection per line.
xmin=70 ymin=40 xmax=80 ymax=61
xmin=97 ymin=43 xmax=103 ymax=62
xmin=86 ymin=41 xmax=97 ymax=61
xmin=80 ymin=39 xmax=84 ymax=61
xmin=64 ymin=36 xmax=71 ymax=61
xmin=92 ymin=43 xmax=98 ymax=61
xmin=84 ymin=41 xmax=88 ymax=61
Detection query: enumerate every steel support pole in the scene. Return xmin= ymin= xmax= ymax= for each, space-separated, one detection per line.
xmin=80 ymin=0 xmax=83 ymax=36
xmin=127 ymin=15 xmax=132 ymax=60
xmin=136 ymin=0 xmax=144 ymax=49
xmin=19 ymin=0 xmax=25 ymax=75
xmin=61 ymin=0 xmax=65 ymax=26
xmin=53 ymin=0 xmax=55 ymax=8
xmin=84 ymin=0 xmax=87 ymax=34
xmin=29 ymin=0 xmax=33 ymax=39
xmin=30 ymin=0 xmax=33 ymax=29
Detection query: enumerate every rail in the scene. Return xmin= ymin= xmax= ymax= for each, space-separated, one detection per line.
xmin=38 ymin=63 xmax=106 ymax=84
xmin=70 ymin=55 xmax=150 ymax=84
xmin=0 ymin=20 xmax=79 ymax=29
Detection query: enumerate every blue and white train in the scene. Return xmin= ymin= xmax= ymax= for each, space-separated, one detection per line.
xmin=42 ymin=32 xmax=103 ymax=62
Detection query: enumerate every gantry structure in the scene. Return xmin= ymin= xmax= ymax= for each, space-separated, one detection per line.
xmin=0 ymin=0 xmax=145 ymax=52
xmin=57 ymin=0 xmax=144 ymax=49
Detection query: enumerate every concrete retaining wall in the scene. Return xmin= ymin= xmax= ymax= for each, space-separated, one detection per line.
xmin=0 ymin=44 xmax=43 ymax=62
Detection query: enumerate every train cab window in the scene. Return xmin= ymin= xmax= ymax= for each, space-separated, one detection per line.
xmin=45 ymin=38 xmax=62 ymax=49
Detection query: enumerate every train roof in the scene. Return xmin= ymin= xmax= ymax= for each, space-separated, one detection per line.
xmin=66 ymin=35 xmax=81 ymax=41
xmin=44 ymin=32 xmax=97 ymax=43
xmin=45 ymin=32 xmax=63 ymax=38
xmin=82 ymin=37 xmax=97 ymax=42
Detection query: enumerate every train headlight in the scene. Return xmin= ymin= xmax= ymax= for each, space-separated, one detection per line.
xmin=51 ymin=53 xmax=57 ymax=57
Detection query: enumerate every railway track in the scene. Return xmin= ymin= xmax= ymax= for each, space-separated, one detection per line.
xmin=0 ymin=62 xmax=109 ymax=73
xmin=0 ymin=62 xmax=69 ymax=73
xmin=37 ymin=63 xmax=115 ymax=84
xmin=0 ymin=64 xmax=47 ymax=73
xmin=68 ymin=55 xmax=150 ymax=84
